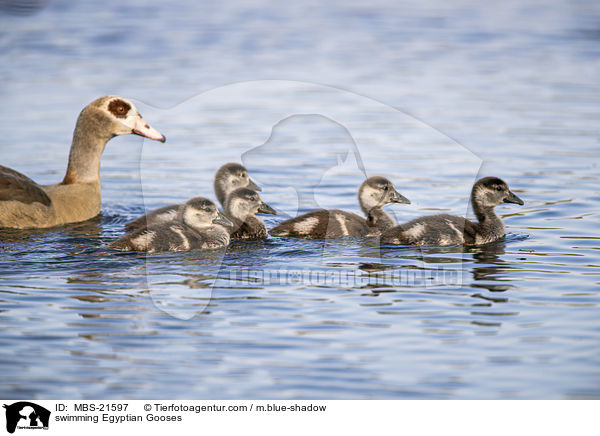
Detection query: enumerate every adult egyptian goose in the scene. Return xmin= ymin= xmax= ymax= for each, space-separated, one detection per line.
xmin=0 ymin=96 xmax=165 ymax=229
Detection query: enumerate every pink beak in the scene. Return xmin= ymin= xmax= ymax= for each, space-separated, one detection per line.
xmin=132 ymin=114 xmax=166 ymax=143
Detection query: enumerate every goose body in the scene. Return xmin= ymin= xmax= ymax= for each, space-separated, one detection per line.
xmin=125 ymin=163 xmax=260 ymax=232
xmin=0 ymin=96 xmax=165 ymax=229
xmin=270 ymin=209 xmax=374 ymax=239
xmin=224 ymin=187 xmax=276 ymax=241
xmin=269 ymin=176 xmax=409 ymax=239
xmin=110 ymin=197 xmax=232 ymax=253
xmin=380 ymin=177 xmax=524 ymax=246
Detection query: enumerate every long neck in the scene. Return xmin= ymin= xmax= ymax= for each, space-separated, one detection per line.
xmin=472 ymin=195 xmax=504 ymax=237
xmin=366 ymin=207 xmax=396 ymax=231
xmin=224 ymin=203 xmax=265 ymax=235
xmin=359 ymin=192 xmax=378 ymax=217
xmin=62 ymin=111 xmax=113 ymax=184
xmin=359 ymin=192 xmax=392 ymax=229
xmin=214 ymin=179 xmax=227 ymax=207
xmin=225 ymin=200 xmax=252 ymax=225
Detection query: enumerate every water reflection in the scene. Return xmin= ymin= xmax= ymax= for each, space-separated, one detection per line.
xmin=469 ymin=242 xmax=517 ymax=295
xmin=2 ymin=0 xmax=600 ymax=399
xmin=0 ymin=215 xmax=103 ymax=242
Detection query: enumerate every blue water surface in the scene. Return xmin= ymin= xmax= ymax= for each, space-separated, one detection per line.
xmin=0 ymin=0 xmax=599 ymax=399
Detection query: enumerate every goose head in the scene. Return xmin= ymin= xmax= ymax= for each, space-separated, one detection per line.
xmin=62 ymin=96 xmax=166 ymax=184
xmin=81 ymin=96 xmax=166 ymax=142
xmin=358 ymin=176 xmax=410 ymax=214
xmin=181 ymin=197 xmax=233 ymax=230
xmin=472 ymin=177 xmax=524 ymax=208
xmin=224 ymin=187 xmax=276 ymax=222
xmin=214 ymin=163 xmax=261 ymax=206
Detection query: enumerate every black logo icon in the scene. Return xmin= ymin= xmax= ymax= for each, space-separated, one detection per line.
xmin=3 ymin=402 xmax=50 ymax=434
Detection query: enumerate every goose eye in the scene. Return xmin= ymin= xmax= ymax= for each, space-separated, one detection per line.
xmin=383 ymin=185 xmax=389 ymax=191
xmin=496 ymin=186 xmax=503 ymax=191
xmin=108 ymin=99 xmax=132 ymax=118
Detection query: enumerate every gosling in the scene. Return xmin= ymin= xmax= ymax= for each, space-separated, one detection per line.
xmin=224 ymin=187 xmax=277 ymax=241
xmin=110 ymin=197 xmax=232 ymax=253
xmin=125 ymin=162 xmax=260 ymax=232
xmin=380 ymin=177 xmax=524 ymax=246
xmin=269 ymin=176 xmax=410 ymax=239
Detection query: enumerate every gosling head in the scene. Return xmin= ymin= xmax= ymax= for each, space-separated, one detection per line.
xmin=472 ymin=177 xmax=524 ymax=208
xmin=181 ymin=197 xmax=233 ymax=230
xmin=358 ymin=176 xmax=410 ymax=214
xmin=81 ymin=95 xmax=166 ymax=143
xmin=213 ymin=163 xmax=261 ymax=206
xmin=224 ymin=188 xmax=276 ymax=221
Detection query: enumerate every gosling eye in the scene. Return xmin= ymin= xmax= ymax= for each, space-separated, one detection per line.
xmin=382 ymin=185 xmax=389 ymax=191
xmin=495 ymin=186 xmax=503 ymax=192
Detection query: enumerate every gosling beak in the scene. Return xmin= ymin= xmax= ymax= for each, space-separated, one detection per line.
xmin=213 ymin=211 xmax=233 ymax=228
xmin=504 ymin=190 xmax=524 ymax=205
xmin=132 ymin=114 xmax=166 ymax=143
xmin=257 ymin=201 xmax=277 ymax=215
xmin=390 ymin=189 xmax=411 ymax=205
xmin=247 ymin=179 xmax=262 ymax=192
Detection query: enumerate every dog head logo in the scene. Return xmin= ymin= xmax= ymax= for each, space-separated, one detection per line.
xmin=3 ymin=402 xmax=50 ymax=434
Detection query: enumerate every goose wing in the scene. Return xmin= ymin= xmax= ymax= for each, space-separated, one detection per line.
xmin=0 ymin=165 xmax=52 ymax=206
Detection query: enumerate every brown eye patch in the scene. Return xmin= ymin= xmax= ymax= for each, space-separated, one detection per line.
xmin=108 ymin=99 xmax=131 ymax=118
